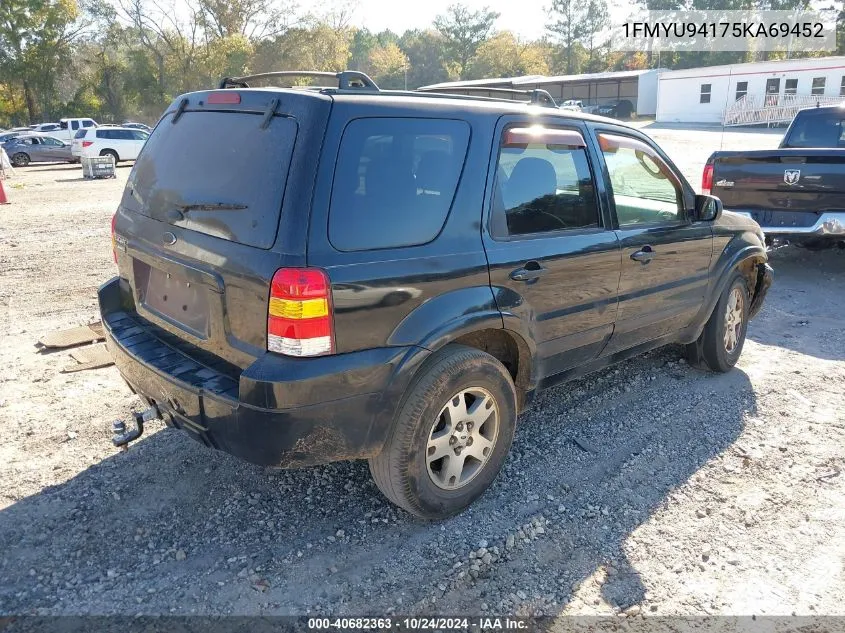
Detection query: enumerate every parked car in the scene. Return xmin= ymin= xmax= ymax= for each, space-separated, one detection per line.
xmin=597 ymin=100 xmax=635 ymax=119
xmin=72 ymin=126 xmax=149 ymax=163
xmin=559 ymin=99 xmax=583 ymax=112
xmin=101 ymin=70 xmax=773 ymax=519
xmin=705 ymin=105 xmax=845 ymax=249
xmin=122 ymin=121 xmax=152 ymax=132
xmin=0 ymin=131 xmax=25 ymax=144
xmin=32 ymin=122 xmax=61 ymax=133
xmin=54 ymin=117 xmax=98 ymax=143
xmin=2 ymin=134 xmax=74 ymax=166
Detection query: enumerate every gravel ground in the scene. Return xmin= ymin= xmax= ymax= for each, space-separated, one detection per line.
xmin=0 ymin=125 xmax=843 ymax=618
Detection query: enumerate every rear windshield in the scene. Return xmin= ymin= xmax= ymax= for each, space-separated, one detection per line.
xmin=782 ymin=111 xmax=845 ymax=148
xmin=329 ymin=118 xmax=470 ymax=251
xmin=123 ymin=111 xmax=297 ymax=249
xmin=74 ymin=129 xmax=87 ymax=139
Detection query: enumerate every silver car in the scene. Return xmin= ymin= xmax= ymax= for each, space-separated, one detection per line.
xmin=2 ymin=134 xmax=74 ymax=166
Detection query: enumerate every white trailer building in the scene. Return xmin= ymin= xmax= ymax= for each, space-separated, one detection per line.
xmin=656 ymin=56 xmax=845 ymax=125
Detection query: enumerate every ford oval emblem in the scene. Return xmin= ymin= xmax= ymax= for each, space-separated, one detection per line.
xmin=163 ymin=231 xmax=177 ymax=246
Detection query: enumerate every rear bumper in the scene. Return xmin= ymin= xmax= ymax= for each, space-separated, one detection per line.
xmin=734 ymin=210 xmax=845 ymax=237
xmin=98 ymin=276 xmax=423 ymax=468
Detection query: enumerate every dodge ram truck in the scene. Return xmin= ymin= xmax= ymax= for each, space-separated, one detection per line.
xmin=704 ymin=104 xmax=845 ymax=249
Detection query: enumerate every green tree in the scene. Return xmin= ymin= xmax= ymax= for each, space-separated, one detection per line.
xmin=581 ymin=0 xmax=609 ymax=71
xmin=434 ymin=3 xmax=500 ymax=79
xmin=0 ymin=0 xmax=84 ymax=121
xmin=366 ymin=41 xmax=409 ymax=89
xmin=398 ymin=29 xmax=450 ymax=88
xmin=471 ymin=31 xmax=549 ymax=78
xmin=547 ymin=0 xmax=584 ymax=74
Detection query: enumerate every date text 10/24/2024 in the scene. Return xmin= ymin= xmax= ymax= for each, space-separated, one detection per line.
xmin=307 ymin=617 xmax=529 ymax=630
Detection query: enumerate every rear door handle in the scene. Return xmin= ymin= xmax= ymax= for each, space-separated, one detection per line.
xmin=631 ymin=246 xmax=656 ymax=264
xmin=510 ymin=262 xmax=547 ymax=282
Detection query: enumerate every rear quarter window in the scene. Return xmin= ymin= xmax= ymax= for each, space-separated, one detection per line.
xmin=328 ymin=118 xmax=470 ymax=252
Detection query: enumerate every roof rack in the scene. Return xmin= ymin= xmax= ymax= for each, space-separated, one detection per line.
xmin=218 ymin=70 xmax=379 ymax=91
xmin=417 ymin=86 xmax=558 ymax=108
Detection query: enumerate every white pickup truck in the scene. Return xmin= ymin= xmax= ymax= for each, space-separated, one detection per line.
xmin=53 ymin=118 xmax=98 ymax=143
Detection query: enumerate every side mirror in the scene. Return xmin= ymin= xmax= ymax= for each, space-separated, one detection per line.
xmin=695 ymin=194 xmax=723 ymax=222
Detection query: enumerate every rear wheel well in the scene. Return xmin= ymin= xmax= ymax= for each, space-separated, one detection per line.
xmin=452 ymin=329 xmax=531 ymax=411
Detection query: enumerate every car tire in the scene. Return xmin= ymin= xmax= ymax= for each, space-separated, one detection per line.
xmin=100 ymin=149 xmax=119 ymax=163
xmin=369 ymin=344 xmax=517 ymax=520
xmin=687 ymin=273 xmax=750 ymax=373
xmin=11 ymin=152 xmax=30 ymax=167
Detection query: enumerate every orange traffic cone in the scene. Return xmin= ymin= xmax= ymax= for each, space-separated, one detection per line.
xmin=0 ymin=178 xmax=8 ymax=204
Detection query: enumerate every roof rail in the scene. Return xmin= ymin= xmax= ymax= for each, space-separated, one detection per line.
xmin=417 ymin=86 xmax=558 ymax=108
xmin=218 ymin=70 xmax=379 ymax=91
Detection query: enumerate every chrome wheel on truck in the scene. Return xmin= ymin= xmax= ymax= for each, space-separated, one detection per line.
xmin=369 ymin=345 xmax=517 ymax=520
xmin=426 ymin=387 xmax=500 ymax=490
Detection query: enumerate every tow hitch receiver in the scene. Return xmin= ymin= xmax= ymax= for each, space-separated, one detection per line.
xmin=112 ymin=406 xmax=160 ymax=450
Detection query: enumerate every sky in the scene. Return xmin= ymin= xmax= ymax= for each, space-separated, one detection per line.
xmin=347 ymin=0 xmax=552 ymax=40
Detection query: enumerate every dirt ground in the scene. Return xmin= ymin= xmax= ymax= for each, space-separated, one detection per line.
xmin=0 ymin=125 xmax=843 ymax=619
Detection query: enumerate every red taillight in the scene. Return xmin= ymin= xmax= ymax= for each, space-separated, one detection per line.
xmin=267 ymin=268 xmax=334 ymax=357
xmin=82 ymin=141 xmax=93 ymax=147
xmin=207 ymin=91 xmax=241 ymax=105
xmin=701 ymin=163 xmax=714 ymax=195
xmin=111 ymin=212 xmax=117 ymax=263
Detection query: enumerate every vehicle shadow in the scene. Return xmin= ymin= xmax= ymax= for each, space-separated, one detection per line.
xmin=748 ymin=246 xmax=845 ymax=361
xmin=0 ymin=346 xmax=755 ymax=616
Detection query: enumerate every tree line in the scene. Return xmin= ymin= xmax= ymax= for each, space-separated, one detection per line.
xmin=1 ymin=0 xmax=843 ymax=126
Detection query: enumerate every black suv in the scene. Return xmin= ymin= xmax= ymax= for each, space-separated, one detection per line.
xmin=100 ymin=71 xmax=773 ymax=519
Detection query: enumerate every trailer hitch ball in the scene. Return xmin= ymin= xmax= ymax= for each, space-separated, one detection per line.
xmin=112 ymin=420 xmax=128 ymax=452
xmin=112 ymin=406 xmax=160 ymax=450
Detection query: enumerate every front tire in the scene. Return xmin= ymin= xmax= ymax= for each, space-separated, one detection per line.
xmin=687 ymin=273 xmax=750 ymax=373
xmin=369 ymin=345 xmax=517 ymax=520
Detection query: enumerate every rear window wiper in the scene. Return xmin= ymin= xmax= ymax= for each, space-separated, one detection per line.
xmin=176 ymin=203 xmax=248 ymax=212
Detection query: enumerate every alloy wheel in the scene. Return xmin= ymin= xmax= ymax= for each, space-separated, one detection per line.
xmin=723 ymin=287 xmax=744 ymax=353
xmin=426 ymin=387 xmax=499 ymax=490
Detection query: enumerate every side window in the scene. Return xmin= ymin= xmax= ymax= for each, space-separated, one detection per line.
xmin=597 ymin=132 xmax=684 ymax=227
xmin=700 ymin=84 xmax=712 ymax=104
xmin=785 ymin=79 xmax=798 ymax=95
xmin=735 ymin=81 xmax=748 ymax=100
xmin=42 ymin=137 xmax=61 ymax=146
xmin=490 ymin=126 xmax=600 ymax=238
xmin=328 ymin=118 xmax=470 ymax=252
xmin=133 ymin=130 xmax=150 ymax=141
xmin=71 ymin=120 xmax=79 ymax=130
xmin=98 ymin=130 xmax=112 ymax=139
xmin=83 ymin=120 xmax=94 ymax=128
xmin=811 ymin=77 xmax=826 ymax=95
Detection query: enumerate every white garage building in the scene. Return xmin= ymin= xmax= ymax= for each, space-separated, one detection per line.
xmin=656 ymin=56 xmax=845 ymax=125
